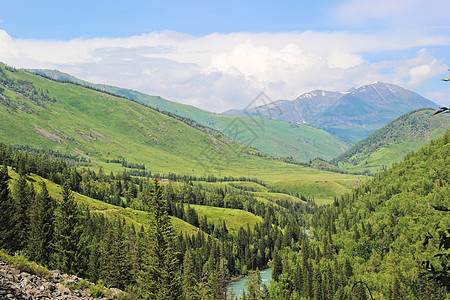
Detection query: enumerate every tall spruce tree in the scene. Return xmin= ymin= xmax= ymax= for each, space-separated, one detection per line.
xmin=183 ymin=248 xmax=200 ymax=300
xmin=53 ymin=183 xmax=81 ymax=274
xmin=10 ymin=174 xmax=32 ymax=252
xmin=101 ymin=219 xmax=132 ymax=290
xmin=27 ymin=182 xmax=55 ymax=265
xmin=271 ymin=248 xmax=282 ymax=282
xmin=137 ymin=179 xmax=182 ymax=299
xmin=0 ymin=163 xmax=13 ymax=249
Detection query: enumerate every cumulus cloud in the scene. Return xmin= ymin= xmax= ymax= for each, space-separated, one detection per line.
xmin=0 ymin=30 xmax=20 ymax=58
xmin=0 ymin=29 xmax=449 ymax=112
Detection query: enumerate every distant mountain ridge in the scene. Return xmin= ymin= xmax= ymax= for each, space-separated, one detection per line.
xmin=223 ymin=82 xmax=439 ymax=143
xmin=224 ymin=90 xmax=343 ymax=125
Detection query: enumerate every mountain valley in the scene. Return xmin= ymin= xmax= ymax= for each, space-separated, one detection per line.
xmin=0 ymin=63 xmax=449 ymax=299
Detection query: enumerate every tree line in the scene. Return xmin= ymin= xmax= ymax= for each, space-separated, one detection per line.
xmin=0 ymin=141 xmax=317 ymax=299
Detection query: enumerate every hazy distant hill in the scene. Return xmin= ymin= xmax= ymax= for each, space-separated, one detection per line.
xmin=224 ymin=82 xmax=439 ymax=144
xmin=28 ymin=69 xmax=350 ymax=161
xmin=224 ymin=90 xmax=343 ymax=124
xmin=331 ymin=108 xmax=450 ymax=175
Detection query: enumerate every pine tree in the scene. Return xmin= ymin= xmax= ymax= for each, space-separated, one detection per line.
xmin=101 ymin=219 xmax=132 ymax=290
xmin=203 ymin=241 xmax=227 ymax=300
xmin=10 ymin=174 xmax=32 ymax=252
xmin=27 ymin=182 xmax=55 ymax=265
xmin=313 ymin=264 xmax=323 ymax=300
xmin=183 ymin=248 xmax=200 ymax=300
xmin=353 ymin=282 xmax=368 ymax=300
xmin=53 ymin=183 xmax=81 ymax=274
xmin=391 ymin=276 xmax=401 ymax=300
xmin=137 ymin=179 xmax=182 ymax=299
xmin=0 ymin=163 xmax=14 ymax=249
xmin=272 ymin=248 xmax=282 ymax=282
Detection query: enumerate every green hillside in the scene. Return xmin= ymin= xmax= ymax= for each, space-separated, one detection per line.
xmin=0 ymin=64 xmax=364 ymax=202
xmin=0 ymin=64 xmax=289 ymax=176
xmin=28 ymin=69 xmax=350 ymax=161
xmin=184 ymin=204 xmax=262 ymax=233
xmin=7 ymin=167 xmax=200 ymax=236
xmin=332 ymin=108 xmax=450 ymax=175
xmin=268 ymin=130 xmax=450 ymax=299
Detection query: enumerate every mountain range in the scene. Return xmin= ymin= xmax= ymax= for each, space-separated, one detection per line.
xmin=27 ymin=68 xmax=445 ymax=172
xmin=223 ymin=82 xmax=439 ymax=144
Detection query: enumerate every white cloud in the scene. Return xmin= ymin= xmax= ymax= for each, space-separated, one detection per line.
xmin=207 ymin=41 xmax=325 ymax=87
xmin=327 ymin=50 xmax=364 ymax=69
xmin=0 ymin=29 xmax=449 ymax=112
xmin=0 ymin=30 xmax=20 ymax=58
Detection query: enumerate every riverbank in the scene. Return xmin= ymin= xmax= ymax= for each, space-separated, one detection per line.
xmin=227 ymin=265 xmax=269 ymax=284
xmin=227 ymin=267 xmax=272 ymax=299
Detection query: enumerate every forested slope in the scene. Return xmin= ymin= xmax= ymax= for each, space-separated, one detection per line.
xmin=268 ymin=130 xmax=450 ymax=299
xmin=0 ymin=142 xmax=318 ymax=299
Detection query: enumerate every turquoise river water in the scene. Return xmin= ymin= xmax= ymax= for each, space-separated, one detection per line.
xmin=226 ymin=229 xmax=309 ymax=298
xmin=226 ymin=268 xmax=272 ymax=299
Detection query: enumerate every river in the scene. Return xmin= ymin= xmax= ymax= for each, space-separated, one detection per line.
xmin=226 ymin=229 xmax=309 ymax=298
xmin=227 ymin=268 xmax=272 ymax=299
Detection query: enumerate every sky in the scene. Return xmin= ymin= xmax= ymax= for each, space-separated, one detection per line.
xmin=0 ymin=0 xmax=449 ymax=112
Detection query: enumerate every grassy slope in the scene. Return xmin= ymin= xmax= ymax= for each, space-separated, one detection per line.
xmin=7 ymin=168 xmax=199 ymax=235
xmin=8 ymin=168 xmax=265 ymax=236
xmin=0 ymin=65 xmax=364 ymax=202
xmin=193 ymin=181 xmax=304 ymax=206
xmin=28 ymin=69 xmax=350 ymax=161
xmin=185 ymin=204 xmax=262 ymax=233
xmin=333 ymin=108 xmax=450 ymax=174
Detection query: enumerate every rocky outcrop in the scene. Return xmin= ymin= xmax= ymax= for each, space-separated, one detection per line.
xmin=0 ymin=262 xmax=124 ymax=299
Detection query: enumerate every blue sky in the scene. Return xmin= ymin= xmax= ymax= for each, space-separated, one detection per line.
xmin=0 ymin=1 xmax=341 ymax=38
xmin=0 ymin=0 xmax=449 ymax=112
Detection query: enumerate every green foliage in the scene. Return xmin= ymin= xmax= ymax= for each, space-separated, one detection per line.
xmin=88 ymin=280 xmax=106 ymax=298
xmin=420 ymin=212 xmax=450 ymax=290
xmin=100 ymin=219 xmax=133 ymax=290
xmin=68 ymin=278 xmax=92 ymax=290
xmin=268 ymin=130 xmax=450 ymax=299
xmin=27 ymin=182 xmax=55 ymax=265
xmin=0 ymin=163 xmax=13 ymax=249
xmin=53 ymin=183 xmax=82 ymax=274
xmin=0 ymin=249 xmax=50 ymax=279
xmin=182 ymin=249 xmax=200 ymax=300
xmin=244 ymin=268 xmax=267 ymax=300
xmin=137 ymin=179 xmax=182 ymax=299
xmin=10 ymin=174 xmax=32 ymax=251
